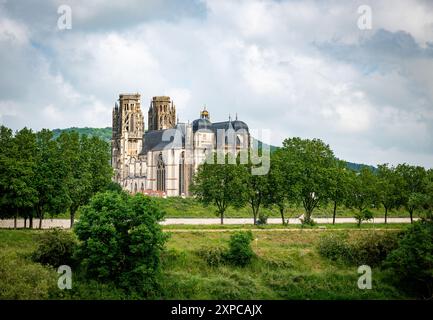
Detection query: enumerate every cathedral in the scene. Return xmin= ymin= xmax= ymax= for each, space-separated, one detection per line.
xmin=112 ymin=93 xmax=250 ymax=196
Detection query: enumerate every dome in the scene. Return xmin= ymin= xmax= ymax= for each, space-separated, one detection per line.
xmin=232 ymin=120 xmax=249 ymax=132
xmin=192 ymin=118 xmax=212 ymax=132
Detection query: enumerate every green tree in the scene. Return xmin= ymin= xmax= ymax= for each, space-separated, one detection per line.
xmin=396 ymin=164 xmax=427 ymax=223
xmin=191 ymin=152 xmax=246 ymax=225
xmin=241 ymin=152 xmax=270 ymax=225
xmin=34 ymin=129 xmax=70 ymax=229
xmin=347 ymin=167 xmax=379 ymax=215
xmin=74 ymin=191 xmax=167 ymax=294
xmin=377 ymin=164 xmax=404 ymax=224
xmin=0 ymin=127 xmax=38 ymax=228
xmin=58 ymin=132 xmax=93 ymax=228
xmin=328 ymin=159 xmax=351 ymax=224
xmin=279 ymin=137 xmax=335 ymax=224
xmin=265 ymin=149 xmax=292 ymax=225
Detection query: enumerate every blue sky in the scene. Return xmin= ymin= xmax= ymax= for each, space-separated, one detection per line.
xmin=0 ymin=0 xmax=432 ymax=167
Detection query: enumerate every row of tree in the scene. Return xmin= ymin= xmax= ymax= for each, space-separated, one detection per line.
xmin=191 ymin=137 xmax=433 ymax=225
xmin=0 ymin=125 xmax=113 ymax=228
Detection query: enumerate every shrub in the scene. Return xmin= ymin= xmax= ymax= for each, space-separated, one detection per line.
xmin=383 ymin=219 xmax=433 ymax=299
xmin=74 ymin=191 xmax=168 ymax=295
xmin=350 ymin=232 xmax=400 ymax=266
xmin=0 ymin=252 xmax=57 ymax=299
xmin=318 ymin=231 xmax=399 ymax=266
xmin=317 ymin=233 xmax=353 ymax=263
xmin=257 ymin=214 xmax=268 ymax=225
xmin=226 ymin=231 xmax=255 ymax=267
xmin=31 ymin=228 xmax=77 ymax=267
xmin=354 ymin=209 xmax=373 ymax=227
xmin=196 ymin=246 xmax=226 ymax=267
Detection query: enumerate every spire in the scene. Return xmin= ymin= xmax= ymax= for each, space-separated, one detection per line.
xmin=235 ymin=113 xmax=238 ymax=121
xmin=228 ymin=114 xmax=231 ymax=122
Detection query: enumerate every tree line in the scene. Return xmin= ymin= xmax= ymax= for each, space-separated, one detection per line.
xmin=0 ymin=125 xmax=114 ymax=228
xmin=192 ymin=137 xmax=433 ymax=225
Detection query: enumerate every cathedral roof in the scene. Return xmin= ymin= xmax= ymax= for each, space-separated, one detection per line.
xmin=192 ymin=118 xmax=213 ymax=132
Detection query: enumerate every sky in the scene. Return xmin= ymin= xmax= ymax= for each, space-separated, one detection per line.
xmin=0 ymin=0 xmax=433 ymax=168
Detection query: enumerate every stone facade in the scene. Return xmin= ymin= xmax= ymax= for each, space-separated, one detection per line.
xmin=112 ymin=93 xmax=250 ymax=196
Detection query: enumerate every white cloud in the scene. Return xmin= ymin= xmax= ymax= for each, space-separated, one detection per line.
xmin=0 ymin=0 xmax=432 ymax=168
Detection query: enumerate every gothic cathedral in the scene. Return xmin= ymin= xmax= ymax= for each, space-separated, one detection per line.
xmin=112 ymin=93 xmax=250 ymax=196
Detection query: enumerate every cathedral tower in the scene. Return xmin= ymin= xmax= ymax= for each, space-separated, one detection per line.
xmin=112 ymin=93 xmax=144 ymax=182
xmin=148 ymin=96 xmax=176 ymax=131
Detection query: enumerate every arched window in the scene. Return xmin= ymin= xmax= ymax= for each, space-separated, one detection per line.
xmin=179 ymin=151 xmax=185 ymax=196
xmin=141 ymin=182 xmax=144 ymax=192
xmin=157 ymin=153 xmax=166 ymax=192
xmin=134 ymin=183 xmax=137 ymax=193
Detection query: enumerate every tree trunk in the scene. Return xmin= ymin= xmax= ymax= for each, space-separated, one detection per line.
xmin=253 ymin=208 xmax=257 ymax=225
xmin=29 ymin=216 xmax=33 ymax=229
xmin=384 ymin=207 xmax=388 ymax=224
xmin=24 ymin=217 xmax=27 ymax=229
xmin=220 ymin=212 xmax=224 ymax=225
xmin=332 ymin=201 xmax=337 ymax=225
xmin=70 ymin=208 xmax=75 ymax=229
xmin=14 ymin=210 xmax=17 ymax=229
xmin=280 ymin=207 xmax=285 ymax=225
xmin=409 ymin=210 xmax=413 ymax=224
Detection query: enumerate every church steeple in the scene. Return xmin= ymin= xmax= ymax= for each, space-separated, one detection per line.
xmin=200 ymin=105 xmax=209 ymax=120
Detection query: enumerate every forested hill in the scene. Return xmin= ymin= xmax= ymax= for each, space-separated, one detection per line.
xmin=53 ymin=127 xmax=374 ymax=171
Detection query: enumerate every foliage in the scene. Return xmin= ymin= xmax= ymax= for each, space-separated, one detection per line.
xmin=0 ymin=251 xmax=57 ymax=299
xmin=383 ymin=219 xmax=433 ymax=299
xmin=226 ymin=231 xmax=255 ymax=267
xmin=196 ymin=246 xmax=226 ymax=267
xmin=347 ymin=167 xmax=379 ymax=214
xmin=350 ymin=232 xmax=400 ymax=267
xmin=191 ymin=152 xmax=246 ymax=224
xmin=31 ymin=228 xmax=77 ymax=267
xmin=317 ymin=233 xmax=353 ymax=263
xmin=279 ymin=137 xmax=336 ymax=224
xmin=354 ymin=209 xmax=374 ymax=227
xmin=318 ymin=231 xmax=399 ymax=266
xmin=74 ymin=191 xmax=168 ymax=295
xmin=377 ymin=164 xmax=405 ymax=223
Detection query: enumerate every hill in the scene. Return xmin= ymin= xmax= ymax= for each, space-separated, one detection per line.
xmin=53 ymin=127 xmax=374 ymax=171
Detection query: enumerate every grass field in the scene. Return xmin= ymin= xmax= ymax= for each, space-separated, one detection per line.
xmin=54 ymin=196 xmax=424 ymax=220
xmin=0 ymin=225 xmax=412 ymax=300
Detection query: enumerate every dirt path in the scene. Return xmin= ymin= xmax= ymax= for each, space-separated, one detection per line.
xmin=0 ymin=217 xmax=415 ymax=229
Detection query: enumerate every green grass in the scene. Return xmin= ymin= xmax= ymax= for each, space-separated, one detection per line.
xmin=28 ymin=196 xmax=425 ymax=220
xmin=162 ymin=223 xmax=410 ymax=230
xmin=0 ymin=228 xmax=411 ymax=300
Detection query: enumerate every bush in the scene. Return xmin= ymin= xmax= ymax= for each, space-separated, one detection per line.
xmin=318 ymin=231 xmax=399 ymax=266
xmin=196 ymin=246 xmax=226 ymax=267
xmin=257 ymin=214 xmax=268 ymax=225
xmin=0 ymin=252 xmax=57 ymax=299
xmin=354 ymin=209 xmax=373 ymax=227
xmin=32 ymin=228 xmax=77 ymax=267
xmin=383 ymin=219 xmax=433 ymax=299
xmin=74 ymin=191 xmax=168 ymax=295
xmin=317 ymin=233 xmax=353 ymax=263
xmin=226 ymin=231 xmax=255 ymax=267
xmin=350 ymin=232 xmax=400 ymax=266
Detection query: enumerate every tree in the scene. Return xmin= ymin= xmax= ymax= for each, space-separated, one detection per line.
xmin=265 ymin=149 xmax=291 ymax=225
xmin=377 ymin=164 xmax=404 ymax=224
xmin=191 ymin=152 xmax=246 ymax=225
xmin=328 ymin=159 xmax=350 ymax=224
xmin=279 ymin=137 xmax=335 ymax=224
xmin=396 ymin=164 xmax=427 ymax=223
xmin=0 ymin=127 xmax=37 ymax=228
xmin=58 ymin=132 xmax=93 ymax=228
xmin=34 ymin=129 xmax=70 ymax=229
xmin=74 ymin=191 xmax=167 ymax=294
xmin=347 ymin=167 xmax=379 ymax=215
xmin=241 ymin=151 xmax=270 ymax=225
xmin=84 ymin=136 xmax=113 ymax=194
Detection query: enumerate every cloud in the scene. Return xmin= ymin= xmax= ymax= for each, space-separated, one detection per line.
xmin=0 ymin=0 xmax=432 ymax=168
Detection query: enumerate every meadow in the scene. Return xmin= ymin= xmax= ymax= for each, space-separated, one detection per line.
xmin=0 ymin=225 xmax=411 ymax=300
